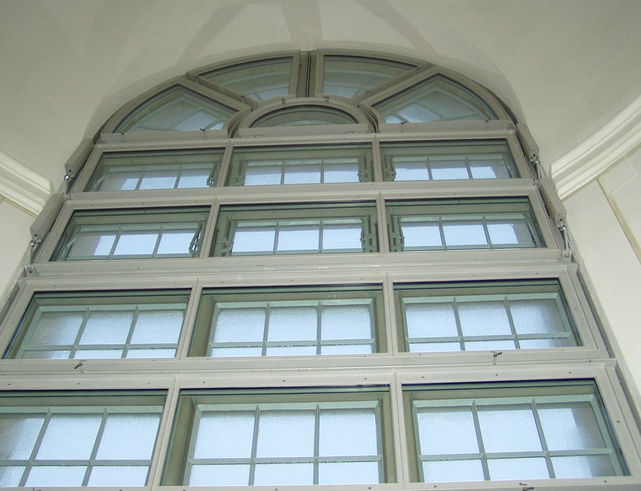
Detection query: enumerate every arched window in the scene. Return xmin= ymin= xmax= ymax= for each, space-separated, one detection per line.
xmin=1 ymin=51 xmax=637 ymax=490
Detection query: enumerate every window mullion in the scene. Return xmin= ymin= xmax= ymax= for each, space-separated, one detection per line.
xmin=470 ymin=402 xmax=490 ymax=480
xmin=249 ymin=407 xmax=260 ymax=485
xmin=314 ymin=404 xmax=321 ymax=484
xmin=20 ymin=409 xmax=53 ymax=487
xmin=531 ymin=399 xmax=556 ymax=478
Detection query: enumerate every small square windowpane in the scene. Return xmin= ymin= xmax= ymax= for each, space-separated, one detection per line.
xmin=114 ymin=233 xmax=158 ymax=256
xmin=256 ymin=411 xmax=315 ymax=457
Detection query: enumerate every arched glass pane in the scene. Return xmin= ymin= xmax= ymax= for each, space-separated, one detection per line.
xmin=202 ymin=58 xmax=293 ymax=102
xmin=252 ymin=106 xmax=357 ymax=127
xmin=117 ymin=87 xmax=236 ymax=133
xmin=323 ymin=56 xmax=413 ymax=98
xmin=375 ymin=76 xmax=496 ymax=123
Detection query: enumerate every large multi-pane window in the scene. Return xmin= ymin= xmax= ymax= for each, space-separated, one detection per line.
xmin=1 ymin=50 xmax=639 ymax=490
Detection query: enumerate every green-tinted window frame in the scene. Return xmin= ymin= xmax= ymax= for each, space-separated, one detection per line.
xmin=251 ymin=106 xmax=358 ymax=127
xmin=189 ymin=285 xmax=385 ymax=357
xmin=386 ymin=198 xmax=545 ymax=252
xmin=0 ymin=390 xmax=166 ymax=488
xmin=211 ymin=202 xmax=378 ymax=257
xmin=86 ymin=149 xmax=224 ymax=192
xmin=394 ymin=280 xmax=580 ymax=353
xmin=4 ymin=290 xmax=190 ymax=360
xmin=403 ymin=380 xmax=628 ymax=483
xmin=162 ymin=386 xmax=394 ymax=486
xmin=52 ymin=207 xmax=210 ymax=261
xmin=226 ymin=143 xmax=374 ymax=186
xmin=381 ymin=140 xmax=520 ymax=182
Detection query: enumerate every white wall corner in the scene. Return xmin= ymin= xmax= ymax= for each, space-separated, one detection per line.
xmin=550 ymin=94 xmax=641 ymax=200
xmin=0 ymin=150 xmax=52 ymax=215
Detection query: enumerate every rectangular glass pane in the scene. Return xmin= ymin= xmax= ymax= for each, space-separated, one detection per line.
xmin=256 ymin=411 xmax=315 ymax=457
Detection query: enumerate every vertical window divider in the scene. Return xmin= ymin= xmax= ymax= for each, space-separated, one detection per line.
xmin=83 ymin=408 xmax=109 ymax=485
xmin=531 ymin=398 xmax=556 ymax=478
xmin=175 ymin=283 xmax=200 ymax=359
xmin=315 ymin=303 xmax=322 ymax=355
xmin=438 ymin=216 xmax=447 ymax=250
xmin=504 ymin=297 xmax=521 ymax=349
xmin=470 ymin=401 xmax=490 ymax=480
xmin=199 ymin=199 xmax=219 ymax=259
xmin=313 ymin=403 xmax=321 ymax=484
xmin=371 ymin=137 xmax=383 ymax=182
xmin=376 ymin=193 xmax=390 ymax=254
xmin=215 ymin=141 xmax=234 ymax=188
xmin=148 ymin=381 xmax=179 ymax=487
xmin=383 ymin=276 xmax=398 ymax=355
xmin=20 ymin=409 xmax=52 ymax=486
xmin=261 ymin=304 xmax=271 ymax=356
xmin=248 ymin=406 xmax=261 ymax=485
xmin=452 ymin=298 xmax=466 ymax=351
xmin=392 ymin=376 xmax=411 ymax=486
xmin=122 ymin=307 xmax=140 ymax=358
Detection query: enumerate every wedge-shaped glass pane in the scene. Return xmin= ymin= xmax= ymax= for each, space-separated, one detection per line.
xmin=375 ymin=75 xmax=496 ymax=123
xmin=323 ymin=55 xmax=413 ymax=98
xmin=0 ymin=391 xmax=164 ymax=488
xmin=252 ymin=106 xmax=357 ymax=127
xmin=387 ymin=198 xmax=543 ymax=252
xmin=116 ymin=86 xmax=235 ymax=132
xmin=6 ymin=290 xmax=188 ymax=360
xmin=407 ymin=381 xmax=627 ymax=483
xmin=163 ymin=388 xmax=390 ymax=486
xmin=87 ymin=149 xmax=223 ymax=191
xmin=396 ymin=280 xmax=579 ymax=353
xmin=190 ymin=286 xmax=382 ymax=357
xmin=53 ymin=207 xmax=208 ymax=261
xmin=381 ymin=141 xmax=518 ymax=181
xmin=212 ymin=203 xmax=377 ymax=256
xmin=201 ymin=57 xmax=292 ymax=101
xmin=227 ymin=144 xmax=372 ymax=186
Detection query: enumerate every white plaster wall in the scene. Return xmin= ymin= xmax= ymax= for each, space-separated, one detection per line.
xmin=0 ymin=200 xmax=33 ymax=305
xmin=564 ymin=178 xmax=641 ymax=405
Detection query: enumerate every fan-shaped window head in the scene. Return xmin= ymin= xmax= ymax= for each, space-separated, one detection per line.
xmin=323 ymin=56 xmax=413 ymax=98
xmin=375 ymin=76 xmax=496 ymax=123
xmin=251 ymin=106 xmax=357 ymax=127
xmin=116 ymin=87 xmax=236 ymax=133
xmin=202 ymin=58 xmax=293 ymax=102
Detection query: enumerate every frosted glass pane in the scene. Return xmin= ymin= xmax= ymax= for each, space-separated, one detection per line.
xmin=211 ymin=347 xmax=262 ymax=357
xmin=538 ymin=403 xmax=605 ymax=450
xmin=319 ymin=462 xmax=379 ymax=484
xmin=431 ymin=162 xmax=469 ymax=180
xmin=443 ymin=223 xmax=487 ymax=246
xmin=321 ymin=305 xmax=371 ymax=339
xmin=80 ymin=311 xmax=133 ymax=344
xmin=177 ymin=170 xmax=210 ymax=188
xmin=519 ymin=338 xmax=571 ymax=349
xmin=394 ymin=161 xmax=429 ymax=181
xmin=266 ymin=345 xmax=317 ymax=356
xmin=465 ymin=340 xmax=516 ymax=351
xmin=22 ymin=350 xmax=71 ymax=359
xmin=423 ymin=459 xmax=484 ymax=482
xmin=96 ymin=414 xmax=160 ymax=460
xmin=25 ymin=466 xmax=86 ymax=487
xmin=321 ymin=344 xmax=372 ymax=354
xmin=174 ymin=110 xmax=221 ymax=131
xmin=417 ymin=409 xmax=478 ymax=454
xmin=458 ymin=302 xmax=511 ymax=336
xmin=254 ymin=463 xmax=312 ymax=485
xmin=323 ymin=225 xmax=362 ymax=250
xmin=100 ymin=173 xmax=139 ymax=191
xmin=0 ymin=416 xmax=44 ymax=459
xmin=410 ymin=342 xmax=460 ymax=352
xmin=31 ymin=312 xmax=83 ymax=345
xmin=478 ymin=408 xmax=541 ymax=452
xmin=488 ymin=221 xmax=534 ymax=246
xmin=283 ymin=165 xmax=321 ymax=184
xmin=214 ymin=309 xmax=265 ymax=342
xmin=324 ymin=163 xmax=359 ymax=183
xmin=131 ymin=310 xmax=184 ymax=344
xmin=0 ymin=466 xmax=24 ymax=486
xmin=68 ymin=232 xmax=115 ymax=258
xmin=139 ymin=171 xmax=177 ymax=189
xmin=552 ymin=455 xmax=614 ymax=478
xmin=268 ymin=307 xmax=317 ymax=341
xmin=256 ymin=411 xmax=314 ymax=457
xmin=232 ymin=228 xmax=275 ymax=253
xmin=189 ymin=464 xmax=249 ymax=486
xmin=88 ymin=466 xmax=149 ymax=486
xmin=488 ymin=457 xmax=549 ymax=480
xmin=402 ymin=223 xmax=441 ymax=248
xmin=511 ymin=299 xmax=564 ymax=334
xmin=114 ymin=233 xmax=157 ymax=255
xmin=405 ymin=303 xmax=458 ymax=338
xmin=127 ymin=348 xmax=176 ymax=358
xmin=194 ymin=413 xmax=254 ymax=459
xmin=277 ymin=227 xmax=319 ymax=251
xmin=319 ymin=410 xmax=378 ymax=456
xmin=156 ymin=231 xmax=194 ymax=255
xmin=244 ymin=166 xmax=282 ymax=186
xmin=37 ymin=414 xmax=101 ymax=459
xmin=74 ymin=349 xmax=122 ymax=359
